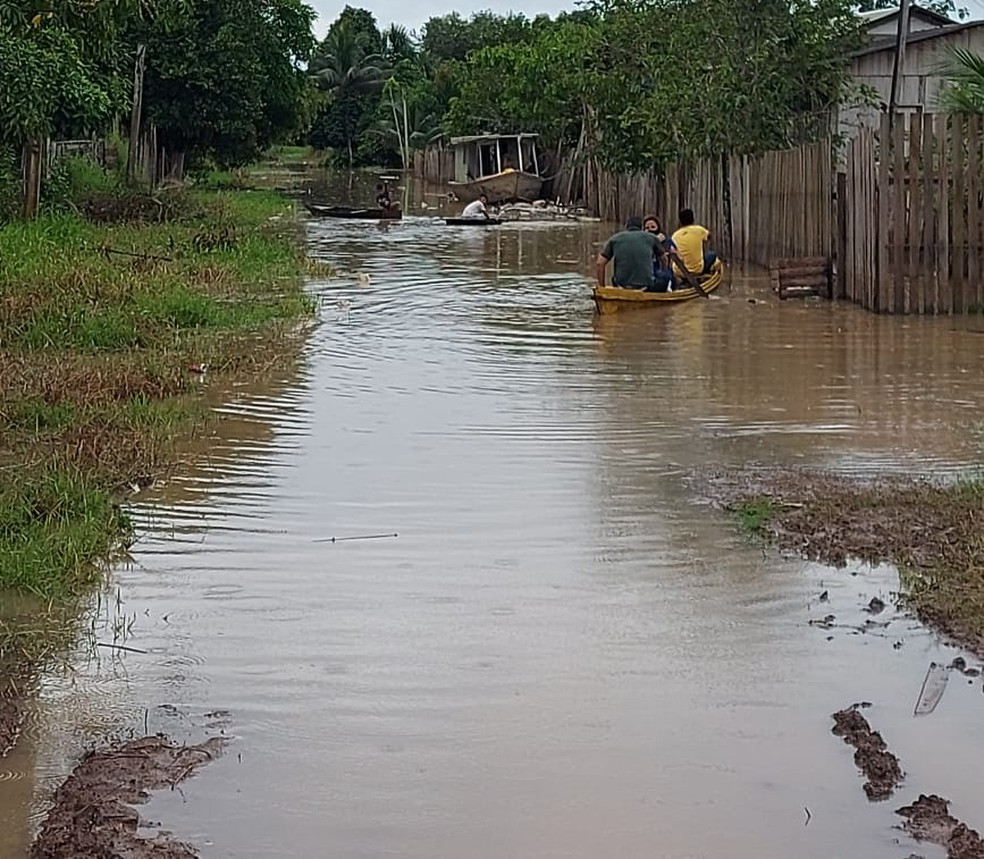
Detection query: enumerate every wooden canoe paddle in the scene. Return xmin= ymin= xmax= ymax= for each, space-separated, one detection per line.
xmin=671 ymin=254 xmax=709 ymax=298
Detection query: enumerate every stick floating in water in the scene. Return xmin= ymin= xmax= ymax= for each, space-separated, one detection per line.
xmin=313 ymin=532 xmax=399 ymax=544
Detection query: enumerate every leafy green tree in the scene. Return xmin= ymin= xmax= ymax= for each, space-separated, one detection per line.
xmin=133 ymin=0 xmax=316 ymax=172
xmin=419 ymin=11 xmax=536 ymax=63
xmin=0 ymin=0 xmax=136 ymax=145
xmin=445 ymin=20 xmax=601 ymax=148
xmin=0 ymin=26 xmax=110 ymax=143
xmin=309 ymin=13 xmax=388 ymax=166
xmin=320 ymin=4 xmax=383 ymax=55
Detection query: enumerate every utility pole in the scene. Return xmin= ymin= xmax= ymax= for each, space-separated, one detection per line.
xmin=888 ymin=0 xmax=912 ymax=127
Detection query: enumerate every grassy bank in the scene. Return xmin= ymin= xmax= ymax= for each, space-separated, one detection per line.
xmin=714 ymin=470 xmax=984 ymax=656
xmin=0 ymin=184 xmax=313 ymax=598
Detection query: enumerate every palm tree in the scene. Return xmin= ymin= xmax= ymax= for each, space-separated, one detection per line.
xmin=379 ymin=80 xmax=443 ymax=169
xmin=311 ymin=18 xmax=389 ymax=167
xmin=939 ymin=48 xmax=984 ymax=113
xmin=382 ymin=23 xmax=416 ymax=63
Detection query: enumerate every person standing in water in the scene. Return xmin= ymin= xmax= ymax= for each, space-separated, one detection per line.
xmin=596 ymin=215 xmax=666 ymax=291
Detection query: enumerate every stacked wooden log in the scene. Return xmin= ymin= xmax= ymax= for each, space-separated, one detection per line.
xmin=770 ymin=256 xmax=831 ymax=300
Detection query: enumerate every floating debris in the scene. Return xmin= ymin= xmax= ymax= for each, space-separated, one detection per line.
xmin=914 ymin=662 xmax=951 ymax=716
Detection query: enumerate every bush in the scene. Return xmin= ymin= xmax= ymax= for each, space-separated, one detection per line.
xmin=0 ymin=144 xmax=20 ymax=222
xmin=42 ymin=155 xmax=119 ymax=213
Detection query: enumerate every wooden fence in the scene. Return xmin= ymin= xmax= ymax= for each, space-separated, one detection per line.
xmin=416 ymin=115 xmax=984 ymax=314
xmin=414 ymin=140 xmax=833 ymax=268
xmin=840 ymin=112 xmax=984 ymax=314
xmin=572 ymin=143 xmax=832 ymax=268
xmin=413 ymin=147 xmax=452 ymax=185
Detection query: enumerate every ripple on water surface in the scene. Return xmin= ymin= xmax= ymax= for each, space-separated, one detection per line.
xmin=12 ymin=204 xmax=984 ymax=858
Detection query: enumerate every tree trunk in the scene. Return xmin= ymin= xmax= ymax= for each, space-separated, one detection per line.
xmin=402 ymin=94 xmax=410 ymax=170
xmin=721 ymin=152 xmax=733 ymax=261
xmin=21 ymin=139 xmax=43 ymax=219
xmin=347 ymin=137 xmax=354 ymax=170
xmin=126 ymin=44 xmax=147 ymax=185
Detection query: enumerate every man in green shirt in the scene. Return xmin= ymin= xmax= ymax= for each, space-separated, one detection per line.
xmin=596 ymin=216 xmax=667 ymax=290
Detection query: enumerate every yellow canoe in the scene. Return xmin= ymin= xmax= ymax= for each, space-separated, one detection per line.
xmin=592 ymin=259 xmax=725 ymax=314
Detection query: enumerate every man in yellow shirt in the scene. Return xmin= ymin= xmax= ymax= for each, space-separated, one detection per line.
xmin=671 ymin=208 xmax=718 ymax=277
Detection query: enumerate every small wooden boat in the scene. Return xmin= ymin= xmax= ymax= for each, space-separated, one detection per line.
xmin=443 ymin=217 xmax=503 ymax=226
xmin=592 ymin=259 xmax=725 ymax=314
xmin=304 ymin=202 xmax=402 ymax=220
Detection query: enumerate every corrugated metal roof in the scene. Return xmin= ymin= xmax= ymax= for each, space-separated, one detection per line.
xmin=852 ymin=20 xmax=984 ymax=57
xmin=857 ymin=5 xmax=957 ymax=26
xmin=448 ymin=134 xmax=540 ymax=145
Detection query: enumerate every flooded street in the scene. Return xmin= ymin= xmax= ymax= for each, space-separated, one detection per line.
xmin=5 ymin=187 xmax=984 ymax=857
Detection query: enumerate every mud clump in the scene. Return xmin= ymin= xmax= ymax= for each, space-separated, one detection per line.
xmin=31 ymin=735 xmax=226 ymax=859
xmin=897 ymin=794 xmax=984 ymax=859
xmin=831 ymin=706 xmax=903 ymax=800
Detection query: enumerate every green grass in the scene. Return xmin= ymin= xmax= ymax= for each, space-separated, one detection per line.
xmin=263 ymin=145 xmax=315 ymax=162
xmin=735 ymin=498 xmax=777 ymax=534
xmin=717 ymin=469 xmax=984 ymax=656
xmin=0 ymin=182 xmax=313 ymax=598
xmin=0 ymin=470 xmax=129 ymax=597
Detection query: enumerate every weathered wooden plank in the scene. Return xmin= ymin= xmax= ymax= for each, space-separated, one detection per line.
xmin=775 ymin=265 xmax=830 ymax=279
xmin=922 ymin=112 xmax=937 ymax=314
xmin=847 ymin=142 xmax=857 ymax=304
xmin=939 ymin=113 xmax=952 ymax=315
xmin=878 ymin=113 xmax=891 ymax=312
xmin=907 ymin=111 xmax=922 ymax=314
xmin=953 ymin=112 xmax=967 ymax=313
xmin=855 ymin=133 xmax=864 ymax=307
xmin=968 ymin=113 xmax=982 ymax=310
xmin=891 ymin=117 xmax=905 ymax=313
xmin=779 ymin=274 xmax=831 ymax=288
xmin=871 ymin=127 xmax=880 ymax=311
xmin=772 ymin=256 xmax=829 ymax=269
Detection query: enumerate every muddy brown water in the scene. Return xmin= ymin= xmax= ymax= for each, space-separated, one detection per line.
xmin=4 ymin=175 xmax=984 ymax=857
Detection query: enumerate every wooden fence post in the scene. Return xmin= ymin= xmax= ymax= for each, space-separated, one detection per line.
xmin=21 ymin=139 xmax=42 ymax=219
xmin=126 ymin=44 xmax=146 ymax=184
xmin=835 ymin=171 xmax=847 ymax=299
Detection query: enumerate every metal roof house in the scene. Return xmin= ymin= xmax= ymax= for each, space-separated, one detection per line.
xmin=856 ymin=5 xmax=957 ymax=36
xmin=841 ymin=11 xmax=984 ymax=133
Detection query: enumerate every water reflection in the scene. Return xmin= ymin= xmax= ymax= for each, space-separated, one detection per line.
xmin=9 ymin=181 xmax=984 ymax=858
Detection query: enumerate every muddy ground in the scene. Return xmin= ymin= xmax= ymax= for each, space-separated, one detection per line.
xmin=897 ymin=794 xmax=984 ymax=859
xmin=699 ymin=468 xmax=984 ymax=657
xmin=829 ymin=702 xmax=984 ymax=858
xmin=30 ymin=735 xmax=226 ymax=859
xmin=831 ymin=705 xmax=903 ymax=801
